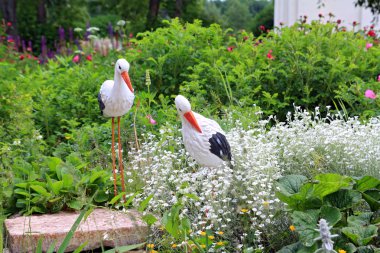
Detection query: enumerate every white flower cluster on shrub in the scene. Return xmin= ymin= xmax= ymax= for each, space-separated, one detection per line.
xmin=126 ymin=108 xmax=380 ymax=248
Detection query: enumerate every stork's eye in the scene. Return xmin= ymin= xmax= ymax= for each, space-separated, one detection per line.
xmin=118 ymin=65 xmax=121 ymax=70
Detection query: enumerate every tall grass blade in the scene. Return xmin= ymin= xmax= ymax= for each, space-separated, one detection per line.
xmin=56 ymin=207 xmax=93 ymax=253
xmin=103 ymin=242 xmax=146 ymax=253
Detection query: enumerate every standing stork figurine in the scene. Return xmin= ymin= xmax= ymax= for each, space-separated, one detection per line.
xmin=175 ymin=95 xmax=232 ymax=168
xmin=98 ymin=59 xmax=134 ymax=201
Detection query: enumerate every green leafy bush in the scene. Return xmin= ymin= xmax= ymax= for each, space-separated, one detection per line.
xmin=277 ymin=173 xmax=380 ymax=252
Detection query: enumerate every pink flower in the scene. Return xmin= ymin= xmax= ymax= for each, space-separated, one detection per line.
xmin=366 ymin=43 xmax=373 ymax=50
xmin=86 ymin=55 xmax=92 ymax=61
xmin=267 ymin=50 xmax=274 ymax=60
xmin=72 ymin=55 xmax=80 ymax=63
xmin=365 ymin=89 xmax=377 ymax=99
xmin=227 ymin=46 xmax=234 ymax=52
xmin=377 ymin=75 xmax=380 ymax=82
xmin=7 ymin=22 xmax=12 ymax=27
xmin=19 ymin=55 xmax=24 ymax=60
xmin=259 ymin=25 xmax=266 ymax=31
xmin=146 ymin=115 xmax=157 ymax=125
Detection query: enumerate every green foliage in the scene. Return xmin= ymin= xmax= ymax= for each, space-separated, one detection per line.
xmin=8 ymin=156 xmax=114 ymax=214
xmin=277 ymin=173 xmax=380 ymax=252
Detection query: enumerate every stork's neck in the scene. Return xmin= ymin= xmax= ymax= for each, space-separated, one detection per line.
xmin=112 ymin=71 xmax=128 ymax=96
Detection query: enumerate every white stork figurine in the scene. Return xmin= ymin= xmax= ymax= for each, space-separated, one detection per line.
xmin=175 ymin=95 xmax=232 ymax=167
xmin=98 ymin=59 xmax=134 ymax=201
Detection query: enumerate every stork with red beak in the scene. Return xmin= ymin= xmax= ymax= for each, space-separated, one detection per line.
xmin=98 ymin=59 xmax=134 ymax=200
xmin=175 ymin=95 xmax=232 ymax=167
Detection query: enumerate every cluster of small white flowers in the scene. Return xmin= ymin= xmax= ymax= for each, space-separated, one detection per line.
xmin=125 ymin=109 xmax=380 ymax=248
xmin=270 ymin=107 xmax=380 ymax=177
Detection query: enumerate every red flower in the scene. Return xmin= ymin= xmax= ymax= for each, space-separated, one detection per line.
xmin=259 ymin=25 xmax=266 ymax=31
xmin=19 ymin=55 xmax=24 ymax=60
xmin=370 ymin=24 xmax=375 ymax=29
xmin=7 ymin=22 xmax=12 ymax=27
xmin=353 ymin=21 xmax=357 ymax=26
xmin=129 ymin=33 xmax=134 ymax=38
xmin=86 ymin=55 xmax=92 ymax=61
xmin=368 ymin=30 xmax=376 ymax=37
xmin=7 ymin=38 xmax=14 ymax=43
xmin=337 ymin=19 xmax=341 ymax=24
xmin=267 ymin=50 xmax=274 ymax=60
xmin=227 ymin=46 xmax=234 ymax=52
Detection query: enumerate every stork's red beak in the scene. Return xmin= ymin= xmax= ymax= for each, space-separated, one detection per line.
xmin=184 ymin=111 xmax=202 ymax=133
xmin=121 ymin=71 xmax=134 ymax=93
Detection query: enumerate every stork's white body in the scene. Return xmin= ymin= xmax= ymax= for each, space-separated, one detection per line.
xmin=99 ymin=74 xmax=134 ymax=117
xmin=181 ymin=112 xmax=226 ymax=167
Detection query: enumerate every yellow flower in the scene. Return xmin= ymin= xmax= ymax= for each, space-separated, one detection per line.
xmin=201 ymin=244 xmax=206 ymax=248
xmin=208 ymin=235 xmax=215 ymax=240
xmin=289 ymin=225 xmax=296 ymax=231
xmin=262 ymin=201 xmax=270 ymax=208
xmin=147 ymin=243 xmax=155 ymax=249
xmin=200 ymin=231 xmax=206 ymax=236
xmin=150 ymin=251 xmax=158 ymax=253
xmin=217 ymin=231 xmax=224 ymax=235
xmin=216 ymin=241 xmax=224 ymax=246
xmin=241 ymin=208 xmax=249 ymax=213
xmin=338 ymin=250 xmax=346 ymax=253
xmin=171 ymin=244 xmax=177 ymax=248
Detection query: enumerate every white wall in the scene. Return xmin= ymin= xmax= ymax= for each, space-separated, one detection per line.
xmin=274 ymin=0 xmax=378 ymax=30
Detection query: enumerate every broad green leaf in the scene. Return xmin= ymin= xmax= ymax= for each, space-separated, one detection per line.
xmin=67 ymin=200 xmax=84 ymax=210
xmin=94 ymin=190 xmax=109 ymax=203
xmin=277 ymin=242 xmax=303 ymax=253
xmin=324 ymin=189 xmax=361 ymax=210
xmin=362 ymin=192 xmax=380 ymax=212
xmin=320 ymin=206 xmax=341 ymax=226
xmin=52 ymin=181 xmax=63 ymax=195
xmin=342 ymin=225 xmax=378 ymax=246
xmin=103 ymin=242 xmax=145 ymax=253
xmin=291 ymin=210 xmax=320 ymax=247
xmin=312 ymin=174 xmax=352 ymax=198
xmin=347 ymin=213 xmax=373 ymax=227
xmin=90 ymin=171 xmax=106 ymax=184
xmin=14 ymin=188 xmax=31 ymax=197
xmin=355 ymin=176 xmax=380 ymax=192
xmin=46 ymin=157 xmax=63 ymax=171
xmin=138 ymin=194 xmax=153 ymax=212
xmin=277 ymin=175 xmax=308 ymax=196
xmin=142 ymin=214 xmax=158 ymax=226
xmin=62 ymin=174 xmax=74 ymax=189
xmin=30 ymin=185 xmax=51 ymax=197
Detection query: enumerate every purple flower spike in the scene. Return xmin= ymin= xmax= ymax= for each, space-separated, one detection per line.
xmin=28 ymin=41 xmax=33 ymax=52
xmin=69 ymin=28 xmax=73 ymax=42
xmin=58 ymin=26 xmax=65 ymax=41
xmin=108 ymin=22 xmax=114 ymax=39
xmin=22 ymin=40 xmax=26 ymax=52
xmin=85 ymin=22 xmax=90 ymax=41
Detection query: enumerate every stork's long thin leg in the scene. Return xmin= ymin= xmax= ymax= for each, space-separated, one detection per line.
xmin=111 ymin=117 xmax=118 ymax=196
xmin=117 ymin=117 xmax=127 ymax=202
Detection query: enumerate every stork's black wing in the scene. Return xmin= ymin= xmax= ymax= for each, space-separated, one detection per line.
xmin=97 ymin=92 xmax=105 ymax=115
xmin=209 ymin=132 xmax=232 ymax=161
